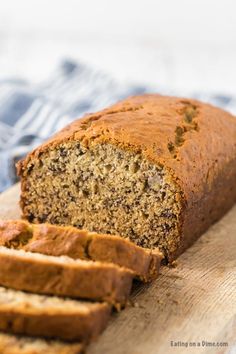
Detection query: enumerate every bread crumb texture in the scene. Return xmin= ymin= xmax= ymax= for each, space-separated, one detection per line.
xmin=0 ymin=332 xmax=83 ymax=354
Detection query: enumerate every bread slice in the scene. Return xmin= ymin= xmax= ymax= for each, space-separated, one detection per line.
xmin=17 ymin=95 xmax=236 ymax=261
xmin=0 ymin=286 xmax=110 ymax=342
xmin=0 ymin=220 xmax=163 ymax=282
xmin=0 ymin=332 xmax=84 ymax=354
xmin=0 ymin=246 xmax=133 ymax=305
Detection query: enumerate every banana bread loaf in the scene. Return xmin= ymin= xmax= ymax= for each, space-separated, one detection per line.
xmin=0 ymin=332 xmax=84 ymax=354
xmin=0 ymin=220 xmax=163 ymax=282
xmin=0 ymin=286 xmax=110 ymax=342
xmin=0 ymin=246 xmax=133 ymax=304
xmin=17 ymin=95 xmax=236 ymax=260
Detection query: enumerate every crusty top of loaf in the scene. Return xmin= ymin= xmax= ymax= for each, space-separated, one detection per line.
xmin=17 ymin=94 xmax=236 ymax=202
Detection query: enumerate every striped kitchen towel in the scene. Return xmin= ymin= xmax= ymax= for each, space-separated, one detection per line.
xmin=0 ymin=60 xmax=148 ymax=192
xmin=0 ymin=59 xmax=236 ymax=192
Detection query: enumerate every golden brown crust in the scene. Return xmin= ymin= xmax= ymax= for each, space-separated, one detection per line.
xmin=0 ymin=309 xmax=108 ymax=343
xmin=0 ymin=220 xmax=163 ymax=281
xmin=0 ymin=246 xmax=133 ymax=305
xmin=0 ymin=220 xmax=32 ymax=247
xmin=86 ymin=232 xmax=163 ymax=282
xmin=26 ymin=226 xmax=163 ymax=282
xmin=17 ymin=95 xmax=236 ymax=260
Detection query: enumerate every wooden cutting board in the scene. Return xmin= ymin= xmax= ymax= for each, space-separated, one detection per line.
xmin=0 ymin=184 xmax=236 ymax=354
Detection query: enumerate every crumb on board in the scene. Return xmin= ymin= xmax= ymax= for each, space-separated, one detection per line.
xmin=168 ymin=260 xmax=178 ymax=268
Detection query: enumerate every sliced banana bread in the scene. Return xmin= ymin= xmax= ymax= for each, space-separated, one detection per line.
xmin=17 ymin=95 xmax=236 ymax=261
xmin=0 ymin=246 xmax=133 ymax=305
xmin=0 ymin=333 xmax=84 ymax=354
xmin=0 ymin=220 xmax=163 ymax=282
xmin=0 ymin=286 xmax=110 ymax=341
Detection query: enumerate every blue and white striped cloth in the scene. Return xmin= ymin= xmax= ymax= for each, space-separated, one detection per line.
xmin=0 ymin=60 xmax=148 ymax=192
xmin=0 ymin=59 xmax=236 ymax=192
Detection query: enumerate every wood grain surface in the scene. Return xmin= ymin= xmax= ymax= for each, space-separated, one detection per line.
xmin=0 ymin=184 xmax=235 ymax=354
